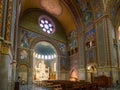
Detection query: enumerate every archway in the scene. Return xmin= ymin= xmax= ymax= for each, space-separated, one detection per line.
xmin=32 ymin=41 xmax=58 ymax=81
xmin=87 ymin=64 xmax=97 ymax=82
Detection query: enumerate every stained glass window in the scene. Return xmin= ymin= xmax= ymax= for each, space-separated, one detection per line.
xmin=38 ymin=15 xmax=55 ymax=34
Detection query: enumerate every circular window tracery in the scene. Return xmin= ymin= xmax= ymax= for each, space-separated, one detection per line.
xmin=38 ymin=15 xmax=55 ymax=34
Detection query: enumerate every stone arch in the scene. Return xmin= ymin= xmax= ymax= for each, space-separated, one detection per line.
xmin=29 ymin=36 xmax=62 ymax=80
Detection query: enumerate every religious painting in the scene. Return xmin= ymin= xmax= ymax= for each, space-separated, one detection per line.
xmin=92 ymin=0 xmax=103 ymax=19
xmin=57 ymin=43 xmax=66 ymax=56
xmin=85 ymin=28 xmax=95 ymax=50
xmin=20 ymin=30 xmax=29 ymax=48
xmin=86 ymin=49 xmax=96 ymax=64
xmin=20 ymin=29 xmax=38 ymax=48
xmin=69 ymin=39 xmax=77 ymax=48
xmin=79 ymin=0 xmax=93 ymax=27
xmin=20 ymin=50 xmax=28 ymax=60
xmin=69 ymin=30 xmax=77 ymax=38
xmin=60 ymin=58 xmax=66 ymax=68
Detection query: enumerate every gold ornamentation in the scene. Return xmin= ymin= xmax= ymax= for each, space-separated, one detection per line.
xmin=1 ymin=43 xmax=10 ymax=54
xmin=5 ymin=0 xmax=12 ymax=41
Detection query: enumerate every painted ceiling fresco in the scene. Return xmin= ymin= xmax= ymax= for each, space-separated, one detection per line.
xmin=20 ymin=0 xmax=120 ymax=34
xmin=39 ymin=0 xmax=62 ymax=16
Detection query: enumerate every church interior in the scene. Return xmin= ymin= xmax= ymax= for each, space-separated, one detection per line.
xmin=0 ymin=0 xmax=120 ymax=90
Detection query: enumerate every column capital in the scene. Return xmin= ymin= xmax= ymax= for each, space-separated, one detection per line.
xmin=0 ymin=40 xmax=11 ymax=54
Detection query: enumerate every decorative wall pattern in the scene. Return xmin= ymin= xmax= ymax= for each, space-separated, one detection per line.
xmin=0 ymin=0 xmax=3 ymax=37
xmin=5 ymin=0 xmax=12 ymax=41
xmin=92 ymin=0 xmax=103 ymax=19
xmin=109 ymin=0 xmax=120 ymax=18
xmin=79 ymin=0 xmax=93 ymax=27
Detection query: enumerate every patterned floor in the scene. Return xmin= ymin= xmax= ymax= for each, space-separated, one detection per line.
xmin=20 ymin=84 xmax=120 ymax=90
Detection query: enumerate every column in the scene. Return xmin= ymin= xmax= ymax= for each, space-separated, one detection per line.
xmin=0 ymin=42 xmax=10 ymax=90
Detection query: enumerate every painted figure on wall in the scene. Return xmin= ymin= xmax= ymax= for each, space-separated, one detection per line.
xmin=85 ymin=28 xmax=95 ymax=50
xmin=86 ymin=49 xmax=95 ymax=63
xmin=20 ymin=50 xmax=28 ymax=60
xmin=21 ymin=30 xmax=29 ymax=48
xmin=79 ymin=0 xmax=93 ymax=27
xmin=58 ymin=43 xmax=66 ymax=56
xmin=92 ymin=0 xmax=102 ymax=19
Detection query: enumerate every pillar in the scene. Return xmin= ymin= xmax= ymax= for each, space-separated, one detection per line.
xmin=0 ymin=42 xmax=11 ymax=90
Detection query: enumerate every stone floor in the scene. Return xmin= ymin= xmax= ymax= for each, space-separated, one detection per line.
xmin=20 ymin=84 xmax=120 ymax=90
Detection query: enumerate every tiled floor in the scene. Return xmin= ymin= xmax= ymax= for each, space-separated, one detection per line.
xmin=20 ymin=84 xmax=120 ymax=90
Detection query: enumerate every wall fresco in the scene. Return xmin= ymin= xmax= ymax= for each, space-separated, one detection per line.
xmin=85 ymin=28 xmax=95 ymax=50
xmin=20 ymin=29 xmax=38 ymax=48
xmin=20 ymin=50 xmax=28 ymax=60
xmin=57 ymin=43 xmax=66 ymax=56
xmin=79 ymin=0 xmax=93 ymax=27
xmin=92 ymin=0 xmax=103 ymax=19
xmin=86 ymin=48 xmax=96 ymax=64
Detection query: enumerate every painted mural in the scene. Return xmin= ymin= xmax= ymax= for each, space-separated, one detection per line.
xmin=20 ymin=50 xmax=28 ymax=60
xmin=86 ymin=49 xmax=96 ymax=64
xmin=85 ymin=28 xmax=95 ymax=50
xmin=69 ymin=30 xmax=77 ymax=38
xmin=20 ymin=29 xmax=38 ymax=48
xmin=57 ymin=43 xmax=66 ymax=56
xmin=92 ymin=0 xmax=103 ymax=19
xmin=20 ymin=30 xmax=29 ymax=48
xmin=60 ymin=58 xmax=67 ymax=70
xmin=109 ymin=0 xmax=120 ymax=17
xmin=79 ymin=0 xmax=93 ymax=27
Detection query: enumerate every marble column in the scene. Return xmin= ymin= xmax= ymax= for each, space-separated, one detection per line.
xmin=0 ymin=54 xmax=9 ymax=90
xmin=0 ymin=41 xmax=12 ymax=90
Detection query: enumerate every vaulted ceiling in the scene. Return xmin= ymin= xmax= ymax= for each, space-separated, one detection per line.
xmin=20 ymin=0 xmax=120 ymax=35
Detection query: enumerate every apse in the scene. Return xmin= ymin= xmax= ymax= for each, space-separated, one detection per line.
xmin=33 ymin=41 xmax=58 ymax=81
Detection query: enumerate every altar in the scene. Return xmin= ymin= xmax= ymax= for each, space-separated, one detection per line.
xmin=34 ymin=60 xmax=49 ymax=81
